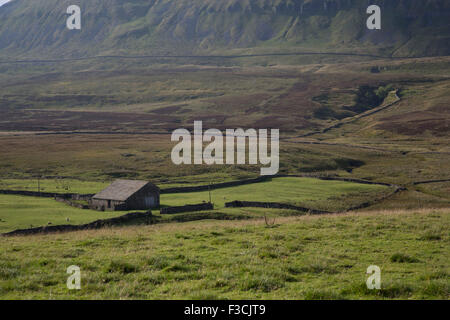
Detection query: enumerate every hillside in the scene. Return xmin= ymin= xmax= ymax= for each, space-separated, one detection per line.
xmin=0 ymin=0 xmax=449 ymax=59
xmin=0 ymin=208 xmax=448 ymax=299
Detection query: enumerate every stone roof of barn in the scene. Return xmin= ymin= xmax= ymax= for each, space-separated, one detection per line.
xmin=93 ymin=179 xmax=159 ymax=201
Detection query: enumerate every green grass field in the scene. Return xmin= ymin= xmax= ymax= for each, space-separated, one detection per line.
xmin=0 ymin=177 xmax=390 ymax=234
xmin=0 ymin=209 xmax=448 ymax=299
xmin=0 ymin=179 xmax=109 ymax=194
xmin=0 ymin=195 xmax=126 ymax=233
xmin=161 ymin=177 xmax=390 ymax=210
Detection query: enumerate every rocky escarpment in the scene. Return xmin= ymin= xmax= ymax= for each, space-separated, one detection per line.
xmin=0 ymin=0 xmax=448 ymax=59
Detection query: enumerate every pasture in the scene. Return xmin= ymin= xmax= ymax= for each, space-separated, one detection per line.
xmin=0 ymin=177 xmax=391 ymax=234
xmin=161 ymin=177 xmax=390 ymax=211
xmin=0 ymin=195 xmax=124 ymax=234
xmin=0 ymin=208 xmax=447 ymax=299
xmin=0 ymin=178 xmax=108 ymax=194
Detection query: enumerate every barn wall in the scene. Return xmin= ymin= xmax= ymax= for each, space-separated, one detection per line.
xmin=126 ymin=184 xmax=160 ymax=210
xmin=90 ymin=199 xmax=126 ymax=211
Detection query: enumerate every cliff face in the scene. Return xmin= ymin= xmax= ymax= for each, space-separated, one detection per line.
xmin=0 ymin=0 xmax=448 ymax=59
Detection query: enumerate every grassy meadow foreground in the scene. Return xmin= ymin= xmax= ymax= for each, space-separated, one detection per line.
xmin=0 ymin=208 xmax=448 ymax=299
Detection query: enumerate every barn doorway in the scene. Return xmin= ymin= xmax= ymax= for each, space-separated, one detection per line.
xmin=145 ymin=196 xmax=155 ymax=208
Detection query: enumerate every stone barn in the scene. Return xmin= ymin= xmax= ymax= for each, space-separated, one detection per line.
xmin=91 ymin=180 xmax=160 ymax=211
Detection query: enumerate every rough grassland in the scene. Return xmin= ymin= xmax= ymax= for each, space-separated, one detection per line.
xmin=0 ymin=209 xmax=448 ymax=300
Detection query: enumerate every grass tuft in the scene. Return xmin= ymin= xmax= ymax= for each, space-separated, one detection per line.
xmin=105 ymin=260 xmax=139 ymax=274
xmin=390 ymin=253 xmax=420 ymax=263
